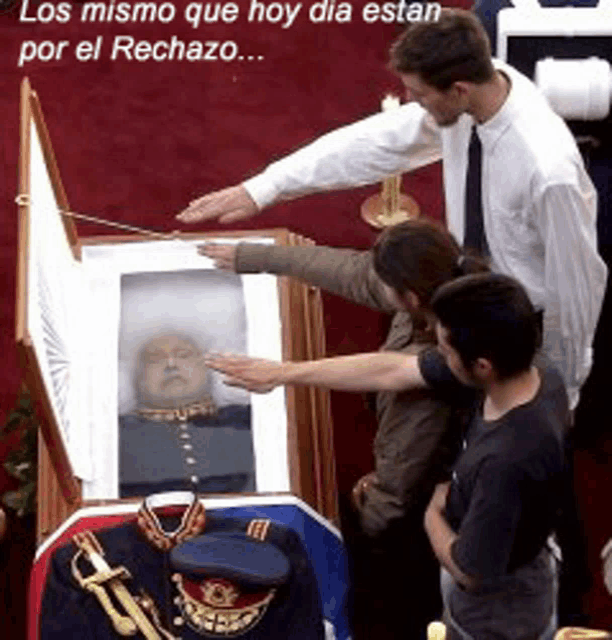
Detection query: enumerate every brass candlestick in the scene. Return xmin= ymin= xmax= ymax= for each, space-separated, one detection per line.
xmin=361 ymin=94 xmax=420 ymax=229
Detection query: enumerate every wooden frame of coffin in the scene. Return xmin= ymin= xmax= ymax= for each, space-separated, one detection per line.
xmin=15 ymin=78 xmax=338 ymax=544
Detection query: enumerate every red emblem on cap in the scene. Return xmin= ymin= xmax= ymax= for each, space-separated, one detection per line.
xmin=172 ymin=574 xmax=276 ymax=637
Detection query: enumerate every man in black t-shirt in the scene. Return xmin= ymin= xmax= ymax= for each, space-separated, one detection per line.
xmin=421 ymin=275 xmax=568 ymax=639
xmin=432 ymin=375 xmax=564 ymax=636
xmin=204 ymin=273 xmax=569 ymax=639
xmin=418 ymin=275 xmax=569 ymax=637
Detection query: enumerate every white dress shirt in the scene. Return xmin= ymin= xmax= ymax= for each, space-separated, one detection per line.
xmin=244 ymin=60 xmax=608 ymax=409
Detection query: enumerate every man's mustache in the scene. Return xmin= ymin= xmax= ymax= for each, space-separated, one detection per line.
xmin=160 ymin=373 xmax=189 ymax=388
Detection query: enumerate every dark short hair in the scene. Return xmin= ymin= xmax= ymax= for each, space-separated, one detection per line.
xmin=431 ymin=273 xmax=542 ymax=379
xmin=373 ymin=218 xmax=488 ymax=307
xmin=389 ymin=8 xmax=495 ymax=90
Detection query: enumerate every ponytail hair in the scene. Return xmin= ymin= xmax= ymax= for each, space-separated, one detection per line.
xmin=373 ymin=218 xmax=488 ymax=307
xmin=452 ymin=251 xmax=489 ymax=279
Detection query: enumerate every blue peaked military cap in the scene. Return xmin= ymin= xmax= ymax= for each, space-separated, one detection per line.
xmin=169 ymin=532 xmax=291 ymax=589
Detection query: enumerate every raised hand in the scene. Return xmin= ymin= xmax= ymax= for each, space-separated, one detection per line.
xmin=204 ymin=353 xmax=286 ymax=393
xmin=197 ymin=243 xmax=237 ymax=271
xmin=176 ymin=184 xmax=259 ymax=224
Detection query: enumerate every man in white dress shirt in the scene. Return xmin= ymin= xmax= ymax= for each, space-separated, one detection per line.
xmin=177 ymin=8 xmax=606 ymax=414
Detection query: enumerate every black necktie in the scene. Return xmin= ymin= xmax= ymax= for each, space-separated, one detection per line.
xmin=463 ymin=125 xmax=489 ymax=256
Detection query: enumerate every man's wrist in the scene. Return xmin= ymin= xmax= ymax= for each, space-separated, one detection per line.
xmin=242 ymin=175 xmax=276 ymax=210
xmin=234 ymin=242 xmax=270 ymax=274
xmin=279 ymin=361 xmax=301 ymax=385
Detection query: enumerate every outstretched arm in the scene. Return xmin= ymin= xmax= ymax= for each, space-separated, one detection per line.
xmin=204 ymin=351 xmax=427 ymax=394
xmin=176 ymin=104 xmax=441 ymax=224
xmin=198 ymin=242 xmax=399 ymax=314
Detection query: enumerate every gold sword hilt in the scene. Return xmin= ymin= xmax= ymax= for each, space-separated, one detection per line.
xmin=71 ymin=545 xmax=139 ymax=636
xmin=71 ymin=530 xmax=177 ymax=640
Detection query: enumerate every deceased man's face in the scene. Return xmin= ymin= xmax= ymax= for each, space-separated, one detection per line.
xmin=136 ymin=334 xmax=210 ymax=408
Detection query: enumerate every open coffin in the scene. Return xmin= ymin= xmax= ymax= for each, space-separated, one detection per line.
xmin=15 ymin=78 xmax=338 ymax=544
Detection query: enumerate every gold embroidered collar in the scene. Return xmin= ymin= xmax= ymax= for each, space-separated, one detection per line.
xmin=135 ymin=395 xmax=217 ymax=423
xmin=137 ymin=492 xmax=206 ymax=551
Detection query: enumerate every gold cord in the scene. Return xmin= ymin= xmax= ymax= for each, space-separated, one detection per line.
xmin=61 ymin=210 xmax=181 ymax=240
xmin=16 ymin=193 xmax=181 ymax=239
